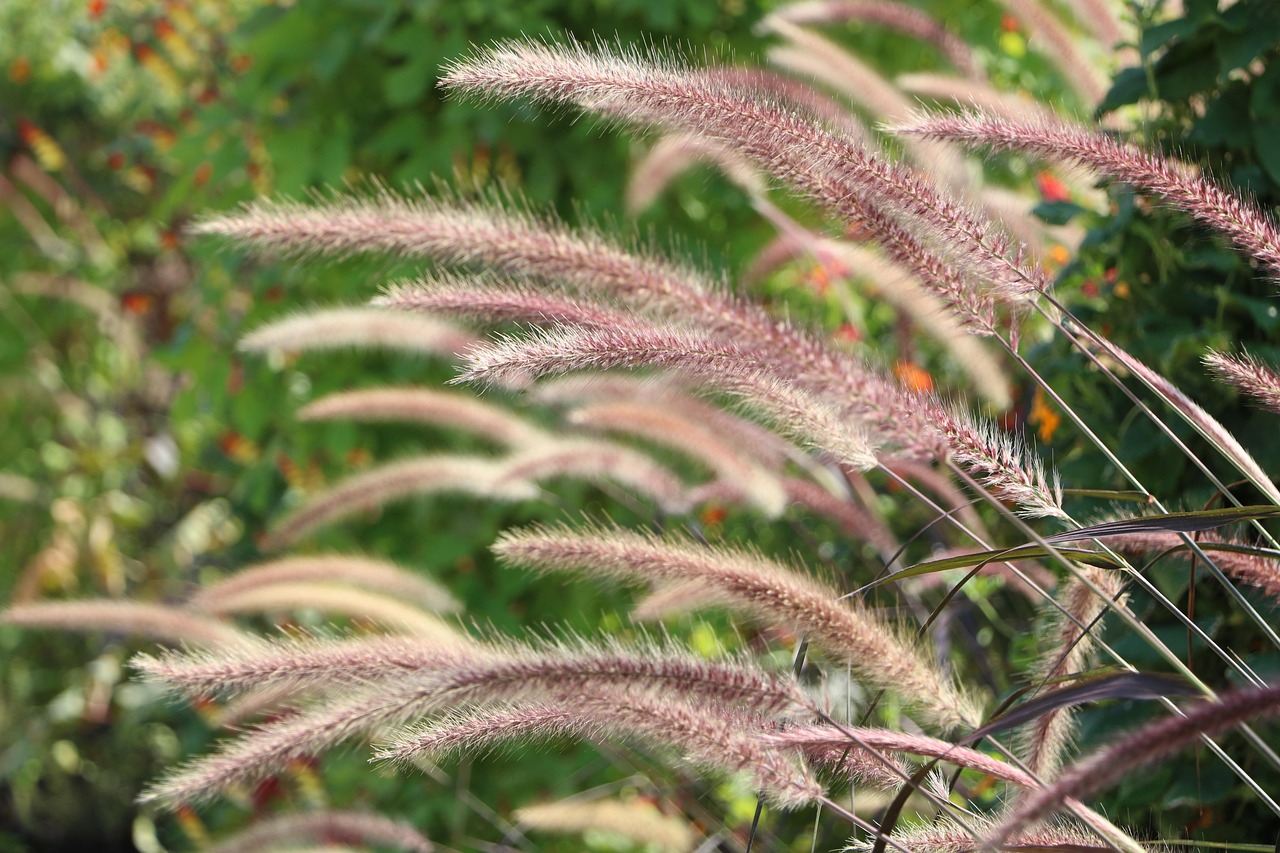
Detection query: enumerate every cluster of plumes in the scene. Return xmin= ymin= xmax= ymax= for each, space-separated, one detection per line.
xmin=203 ymin=186 xmax=1069 ymax=524
xmin=135 ymin=628 xmax=821 ymax=810
xmin=18 ymin=3 xmax=1280 ymax=852
xmin=1 ymin=552 xmax=461 ymax=651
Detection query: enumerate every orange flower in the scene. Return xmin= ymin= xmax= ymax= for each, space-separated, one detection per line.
xmin=220 ymin=432 xmax=260 ymax=464
xmin=173 ymin=805 xmax=209 ymax=847
xmin=804 ymin=263 xmax=831 ymax=295
xmin=8 ymin=58 xmax=31 ymax=84
xmin=1046 ymin=244 xmax=1070 ymax=270
xmin=120 ymin=292 xmax=152 ymax=315
xmin=700 ymin=504 xmax=727 ymax=528
xmin=17 ymin=119 xmax=65 ymax=171
xmin=1028 ymin=387 xmax=1061 ymax=443
xmin=894 ymin=361 xmax=934 ymax=394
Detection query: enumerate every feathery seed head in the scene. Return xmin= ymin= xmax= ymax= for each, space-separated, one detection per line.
xmin=1205 ymin=350 xmax=1280 ymax=415
xmin=265 ymin=455 xmax=536 ymax=550
xmin=189 ymin=553 xmax=460 ymax=615
xmin=494 ymin=523 xmax=980 ymax=730
xmin=987 ymin=683 xmax=1280 ymax=848
xmin=897 ymin=110 xmax=1280 ymax=279
xmin=930 ymin=400 xmax=1067 ymax=520
xmin=3 ymin=601 xmax=248 ymax=648
xmin=239 ymin=307 xmax=478 ymax=360
xmin=298 ymin=386 xmax=550 ymax=449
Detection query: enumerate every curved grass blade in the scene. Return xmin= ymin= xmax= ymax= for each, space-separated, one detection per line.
xmin=1045 ymin=505 xmax=1280 ymax=544
xmin=960 ymin=672 xmax=1199 ymax=746
xmin=846 ymin=546 xmax=1122 ymax=597
xmin=1059 ymin=488 xmax=1151 ymax=503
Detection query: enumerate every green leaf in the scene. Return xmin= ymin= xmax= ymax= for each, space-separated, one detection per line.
xmin=313 ymin=30 xmax=356 ymax=82
xmin=266 ymin=123 xmax=317 ymax=193
xmin=1060 ymin=488 xmax=1152 ymax=502
xmin=1032 ymin=200 xmax=1088 ymax=226
xmin=383 ymin=55 xmax=433 ymax=106
xmin=858 ymin=506 xmax=1280 ymax=594
xmin=1153 ymin=40 xmax=1221 ymax=100
xmin=1216 ymin=2 xmax=1280 ymax=74
xmin=1097 ymin=66 xmax=1150 ymax=114
xmin=1254 ymin=118 xmax=1280 ymax=186
xmin=316 ymin=117 xmax=353 ymax=183
xmin=1249 ymin=61 xmax=1280 ymax=119
xmin=1189 ymin=84 xmax=1254 ymax=148
xmin=1139 ymin=16 xmax=1203 ymax=57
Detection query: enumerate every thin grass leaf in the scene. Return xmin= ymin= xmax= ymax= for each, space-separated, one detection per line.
xmin=963 ymin=672 xmax=1199 ymax=746
xmin=849 ymin=547 xmax=1123 ymax=596
xmin=1045 ymin=506 xmax=1280 ymax=544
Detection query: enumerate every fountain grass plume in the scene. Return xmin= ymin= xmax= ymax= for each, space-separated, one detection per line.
xmin=1101 ymin=531 xmax=1280 ymax=606
xmin=264 ymin=455 xmax=537 ymax=551
xmin=539 ymin=380 xmax=797 ymax=471
xmin=627 ymin=133 xmax=764 ymax=214
xmin=298 ymin=386 xmax=550 ymax=449
xmin=896 ymin=110 xmax=1280 ymax=279
xmin=440 ymin=37 xmax=1035 ymax=330
xmin=1205 ymin=350 xmax=1280 ymax=415
xmin=761 ymin=0 xmax=982 ymax=80
xmin=188 ymin=553 xmax=460 ymax=615
xmin=493 ymin=522 xmax=980 ymax=730
xmin=3 ymin=600 xmax=248 ymax=648
xmin=766 ymin=722 xmax=1037 ymax=788
xmin=376 ymin=272 xmax=636 ymax=330
xmin=457 ymin=321 xmax=886 ymax=468
xmin=191 ymin=582 xmax=461 ymax=638
xmin=846 ymin=815 xmax=1111 ymax=853
xmin=567 ymin=400 xmax=787 ymax=516
xmin=996 ymin=0 xmax=1108 ymax=104
xmin=928 ymin=400 xmax=1067 ymax=520
xmin=138 ymin=635 xmax=810 ymax=808
xmin=1019 ymin=567 xmax=1126 ymax=780
xmin=238 ymin=307 xmax=478 ymax=359
xmin=494 ymin=438 xmax=690 ymax=511
xmin=377 ymin=693 xmax=823 ymax=809
xmin=133 ymin=631 xmax=483 ymax=699
xmin=762 ymin=19 xmax=969 ymax=188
